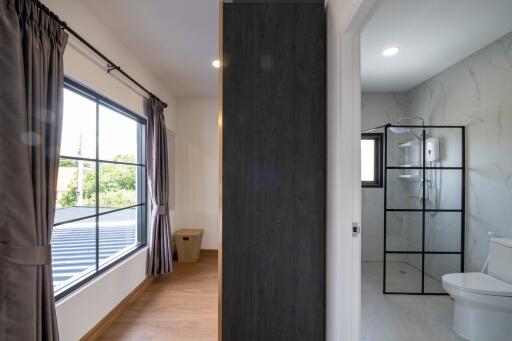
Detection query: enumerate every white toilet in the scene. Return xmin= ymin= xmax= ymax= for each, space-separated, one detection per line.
xmin=443 ymin=237 xmax=512 ymax=341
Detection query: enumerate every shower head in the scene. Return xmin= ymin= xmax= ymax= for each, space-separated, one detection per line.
xmin=389 ymin=127 xmax=411 ymax=134
xmin=397 ymin=116 xmax=425 ymax=126
xmin=389 ymin=117 xmax=425 ymax=140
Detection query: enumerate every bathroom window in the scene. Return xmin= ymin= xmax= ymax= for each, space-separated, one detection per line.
xmin=361 ymin=133 xmax=383 ymax=187
xmin=52 ymin=78 xmax=147 ymax=300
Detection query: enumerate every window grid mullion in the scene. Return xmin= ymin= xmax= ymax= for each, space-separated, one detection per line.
xmin=95 ymin=99 xmax=100 ymax=271
xmin=59 ymin=155 xmax=145 ymax=167
xmin=137 ymin=123 xmax=142 ymax=244
xmin=53 ymin=203 xmax=146 ymax=227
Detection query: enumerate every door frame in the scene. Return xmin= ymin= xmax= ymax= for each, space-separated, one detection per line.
xmin=325 ymin=0 xmax=382 ymax=340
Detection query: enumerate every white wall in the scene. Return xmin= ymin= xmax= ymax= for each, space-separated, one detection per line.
xmin=56 ymin=251 xmax=147 ymax=340
xmin=175 ymin=99 xmax=219 ymax=250
xmin=361 ymin=93 xmax=406 ymax=261
xmin=42 ymin=1 xmax=177 ymax=340
xmin=326 ymin=0 xmax=379 ymax=340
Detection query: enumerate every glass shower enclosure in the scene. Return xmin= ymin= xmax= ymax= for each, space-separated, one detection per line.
xmin=375 ymin=124 xmax=465 ymax=295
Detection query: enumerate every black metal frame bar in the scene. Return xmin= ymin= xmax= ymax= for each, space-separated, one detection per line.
xmin=58 ymin=155 xmax=146 ymax=168
xmin=386 ymin=251 xmax=461 ymax=254
xmin=421 ymin=129 xmax=426 ymax=293
xmin=383 ymin=127 xmax=388 ymax=291
xmin=386 ymin=208 xmax=461 ymax=212
xmin=361 ymin=124 xmax=388 ymax=134
xmin=54 ymin=79 xmax=147 ymax=301
xmin=30 ymin=0 xmax=168 ymax=108
xmin=53 ymin=204 xmax=145 ymax=227
xmin=382 ymin=124 xmax=465 ymax=295
xmin=386 ymin=166 xmax=463 ymax=170
xmin=95 ymin=92 xmax=100 ymax=271
xmin=361 ymin=133 xmax=383 ymax=188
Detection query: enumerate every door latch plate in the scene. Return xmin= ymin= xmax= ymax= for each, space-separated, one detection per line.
xmin=352 ymin=222 xmax=360 ymax=236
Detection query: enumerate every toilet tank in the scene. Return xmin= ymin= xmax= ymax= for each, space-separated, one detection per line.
xmin=488 ymin=237 xmax=512 ymax=284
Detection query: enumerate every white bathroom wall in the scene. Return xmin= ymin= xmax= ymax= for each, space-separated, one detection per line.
xmin=409 ymin=30 xmax=512 ymax=274
xmin=41 ymin=0 xmax=177 ymax=339
xmin=361 ymin=93 xmax=407 ymax=261
xmin=175 ymin=99 xmax=219 ymax=250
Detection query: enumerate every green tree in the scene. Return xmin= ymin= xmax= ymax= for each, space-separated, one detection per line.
xmin=59 ymin=159 xmax=77 ymax=167
xmin=59 ymin=154 xmax=137 ymax=208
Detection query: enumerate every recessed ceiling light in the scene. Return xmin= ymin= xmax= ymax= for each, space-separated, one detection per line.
xmin=382 ymin=47 xmax=399 ymax=57
xmin=212 ymin=59 xmax=221 ymax=68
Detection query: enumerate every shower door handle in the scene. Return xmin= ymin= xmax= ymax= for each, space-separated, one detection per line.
xmin=352 ymin=222 xmax=360 ymax=236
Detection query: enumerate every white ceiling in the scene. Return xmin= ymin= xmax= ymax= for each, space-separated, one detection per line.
xmin=82 ymin=0 xmax=219 ymax=99
xmin=361 ymin=0 xmax=512 ymax=92
xmin=81 ymin=0 xmax=512 ymax=96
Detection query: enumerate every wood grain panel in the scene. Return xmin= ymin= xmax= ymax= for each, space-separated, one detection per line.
xmin=222 ymin=2 xmax=326 ymax=340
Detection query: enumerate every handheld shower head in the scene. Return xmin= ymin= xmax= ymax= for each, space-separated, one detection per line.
xmin=397 ymin=117 xmax=425 ymax=126
xmin=389 ymin=127 xmax=411 ymax=134
xmin=389 ymin=117 xmax=425 ymax=140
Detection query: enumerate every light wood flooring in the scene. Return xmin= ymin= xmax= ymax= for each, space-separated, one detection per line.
xmin=97 ymin=253 xmax=218 ymax=341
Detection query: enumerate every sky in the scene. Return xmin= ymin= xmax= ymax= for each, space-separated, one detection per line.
xmin=361 ymin=139 xmax=375 ymax=181
xmin=61 ymin=89 xmax=139 ymax=162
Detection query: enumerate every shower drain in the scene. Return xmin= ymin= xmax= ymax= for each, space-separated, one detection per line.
xmin=399 ymin=270 xmax=407 ymax=274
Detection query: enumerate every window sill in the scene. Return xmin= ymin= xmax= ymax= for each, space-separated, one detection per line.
xmin=55 ymin=244 xmax=147 ymax=302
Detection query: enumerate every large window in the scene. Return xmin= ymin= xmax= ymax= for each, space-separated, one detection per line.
xmin=52 ymin=79 xmax=147 ymax=299
xmin=361 ymin=133 xmax=383 ymax=187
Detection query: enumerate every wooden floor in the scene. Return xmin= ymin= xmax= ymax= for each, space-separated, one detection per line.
xmin=98 ymin=253 xmax=218 ymax=341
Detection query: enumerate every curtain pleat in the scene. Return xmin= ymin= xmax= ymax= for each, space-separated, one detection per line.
xmin=0 ymin=0 xmax=67 ymax=340
xmin=146 ymin=96 xmax=173 ymax=275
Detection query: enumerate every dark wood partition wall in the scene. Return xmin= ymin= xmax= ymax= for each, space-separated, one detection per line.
xmin=222 ymin=1 xmax=326 ymax=340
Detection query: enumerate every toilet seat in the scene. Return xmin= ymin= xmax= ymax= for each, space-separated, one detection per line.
xmin=443 ymin=272 xmax=512 ymax=297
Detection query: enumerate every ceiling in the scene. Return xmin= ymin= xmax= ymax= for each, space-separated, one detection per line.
xmin=361 ymin=0 xmax=512 ymax=92
xmin=82 ymin=0 xmax=512 ymax=96
xmin=82 ymin=0 xmax=219 ymax=99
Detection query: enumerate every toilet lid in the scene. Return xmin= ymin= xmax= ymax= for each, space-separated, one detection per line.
xmin=442 ymin=272 xmax=512 ymax=297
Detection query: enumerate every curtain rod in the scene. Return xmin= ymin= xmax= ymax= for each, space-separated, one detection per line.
xmin=31 ymin=0 xmax=168 ymax=108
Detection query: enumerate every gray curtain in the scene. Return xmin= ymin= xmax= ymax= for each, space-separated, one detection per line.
xmin=146 ymin=96 xmax=173 ymax=275
xmin=0 ymin=1 xmax=68 ymax=340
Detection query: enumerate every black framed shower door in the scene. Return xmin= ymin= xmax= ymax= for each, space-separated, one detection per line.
xmin=382 ymin=125 xmax=465 ymax=295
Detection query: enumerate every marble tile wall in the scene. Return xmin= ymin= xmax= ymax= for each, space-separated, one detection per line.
xmin=362 ymin=30 xmax=512 ymax=275
xmin=408 ymin=30 xmax=512 ymax=274
xmin=361 ymin=93 xmax=407 ymax=261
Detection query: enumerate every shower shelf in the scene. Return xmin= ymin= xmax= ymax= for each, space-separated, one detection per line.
xmin=397 ymin=174 xmax=430 ymax=182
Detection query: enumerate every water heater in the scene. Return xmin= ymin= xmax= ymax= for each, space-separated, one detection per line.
xmin=425 ymin=138 xmax=439 ymax=162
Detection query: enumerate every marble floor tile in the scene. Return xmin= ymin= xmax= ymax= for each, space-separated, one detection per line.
xmin=362 ymin=261 xmax=466 ymax=341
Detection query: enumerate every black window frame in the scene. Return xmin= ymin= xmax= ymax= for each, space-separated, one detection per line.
xmin=361 ymin=133 xmax=383 ymax=188
xmin=53 ymin=77 xmax=147 ymax=301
